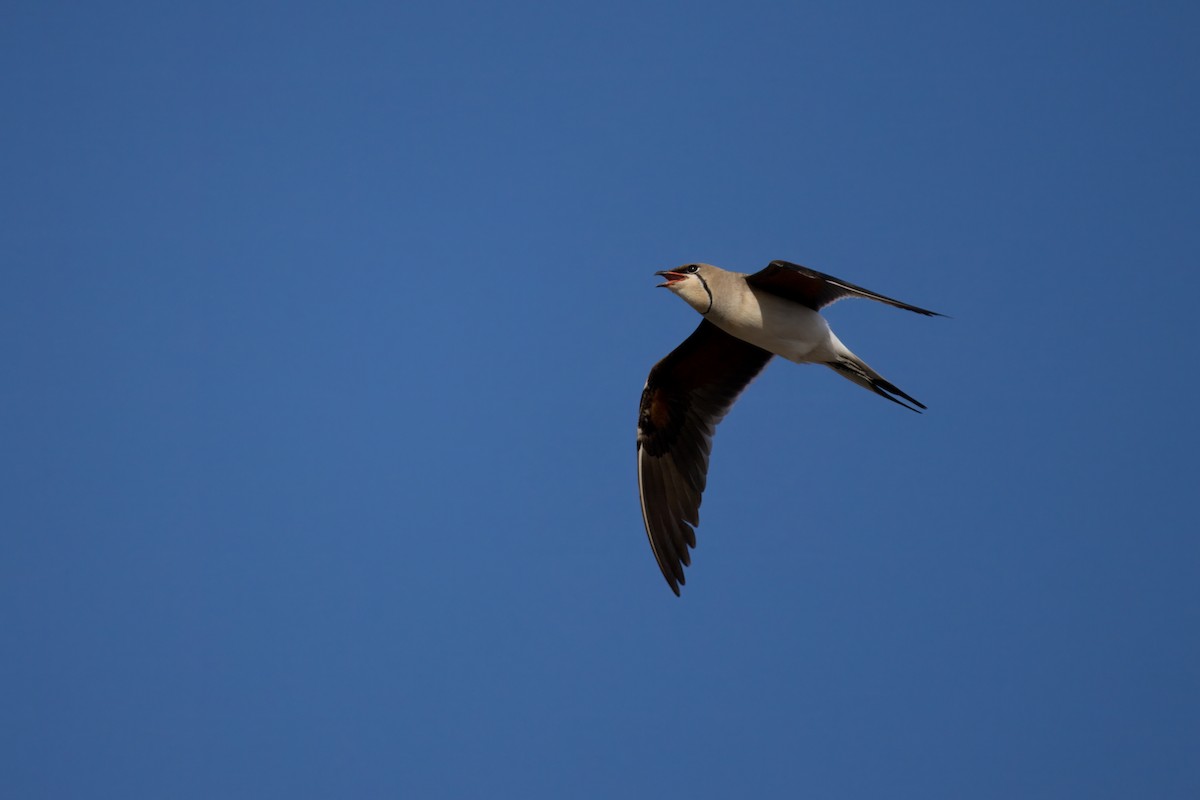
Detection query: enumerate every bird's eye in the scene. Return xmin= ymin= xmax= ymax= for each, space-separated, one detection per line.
xmin=684 ymin=265 xmax=698 ymax=273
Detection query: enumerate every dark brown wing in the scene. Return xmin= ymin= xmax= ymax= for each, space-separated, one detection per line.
xmin=746 ymin=260 xmax=944 ymax=316
xmin=637 ymin=320 xmax=773 ymax=595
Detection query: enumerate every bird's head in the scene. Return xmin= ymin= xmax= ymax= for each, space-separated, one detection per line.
xmin=655 ymin=263 xmax=715 ymax=315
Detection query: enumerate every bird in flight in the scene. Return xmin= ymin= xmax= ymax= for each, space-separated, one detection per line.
xmin=636 ymin=260 xmax=943 ymax=595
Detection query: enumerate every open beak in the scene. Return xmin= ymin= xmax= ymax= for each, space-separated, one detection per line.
xmin=655 ymin=270 xmax=687 ymax=288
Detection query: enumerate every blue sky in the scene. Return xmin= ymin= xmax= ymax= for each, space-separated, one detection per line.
xmin=3 ymin=1 xmax=1198 ymax=797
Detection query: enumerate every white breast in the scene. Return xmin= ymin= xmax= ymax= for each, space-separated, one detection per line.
xmin=708 ymin=287 xmax=838 ymax=364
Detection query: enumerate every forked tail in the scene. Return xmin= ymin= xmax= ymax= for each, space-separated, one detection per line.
xmin=827 ymin=355 xmax=926 ymax=413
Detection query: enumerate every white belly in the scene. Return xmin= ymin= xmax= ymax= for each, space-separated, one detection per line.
xmin=709 ymin=290 xmax=838 ymax=364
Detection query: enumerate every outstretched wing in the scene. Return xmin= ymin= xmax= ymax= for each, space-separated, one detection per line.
xmin=637 ymin=320 xmax=773 ymax=595
xmin=746 ymin=260 xmax=944 ymax=316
